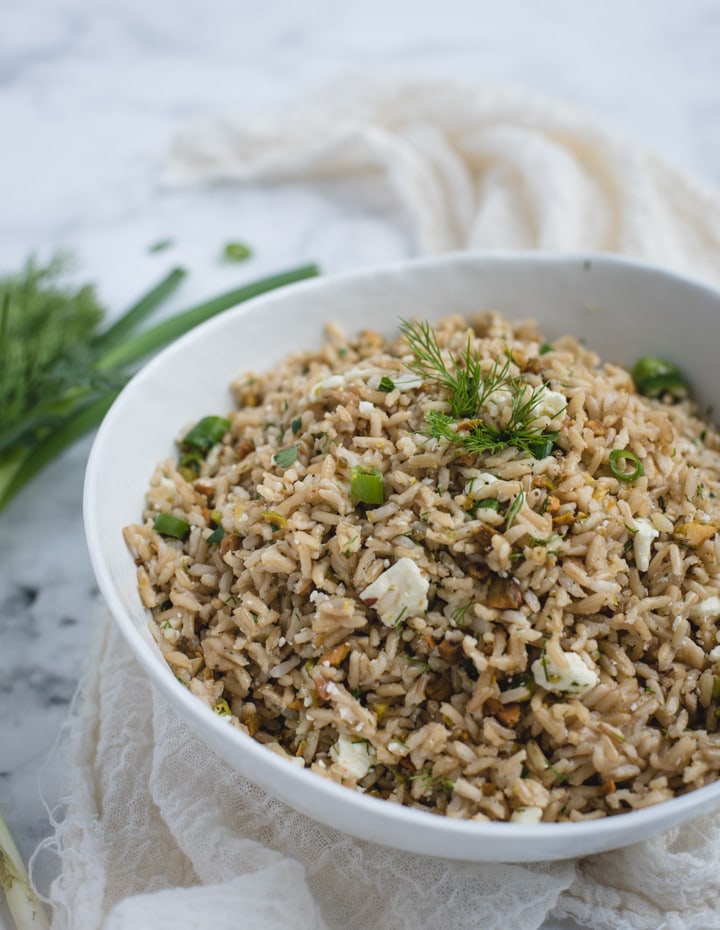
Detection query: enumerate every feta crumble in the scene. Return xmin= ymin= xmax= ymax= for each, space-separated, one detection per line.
xmin=359 ymin=557 xmax=429 ymax=626
xmin=532 ymin=649 xmax=599 ymax=696
xmin=510 ymin=806 xmax=544 ymax=824
xmin=330 ymin=735 xmax=376 ymax=780
xmin=630 ymin=517 xmax=659 ymax=572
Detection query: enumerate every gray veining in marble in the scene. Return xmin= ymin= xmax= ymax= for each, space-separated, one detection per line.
xmin=2 ymin=1 xmax=720 ymax=926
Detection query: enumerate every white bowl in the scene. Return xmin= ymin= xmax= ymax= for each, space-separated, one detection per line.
xmin=84 ymin=252 xmax=720 ymax=862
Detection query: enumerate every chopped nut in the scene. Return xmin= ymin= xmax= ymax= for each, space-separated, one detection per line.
xmin=236 ymin=439 xmax=254 ymax=460
xmin=486 ymin=578 xmax=523 ymax=610
xmin=496 ymin=703 xmax=521 ymax=727
xmin=220 ymin=533 xmax=241 ymax=556
xmin=319 ymin=642 xmax=351 ymax=667
xmin=585 ymin=419 xmax=605 ymax=436
xmin=359 ymin=329 xmax=383 ymax=348
xmin=194 ymin=482 xmax=215 ymax=499
xmin=237 ymin=389 xmax=260 ymax=407
xmin=243 ymin=708 xmax=260 ymax=736
xmin=473 ymin=525 xmax=497 ymax=548
xmin=599 ymin=779 xmax=616 ymax=796
xmin=532 ymin=475 xmax=557 ymax=491
xmin=426 ymin=676 xmax=453 ymax=702
xmin=466 ymin=562 xmax=490 ymax=580
xmin=438 ymin=639 xmax=465 ymax=665
xmin=545 ymin=494 xmax=561 ymax=514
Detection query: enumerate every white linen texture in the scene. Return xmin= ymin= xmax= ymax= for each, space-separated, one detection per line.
xmin=48 ymin=79 xmax=720 ymax=930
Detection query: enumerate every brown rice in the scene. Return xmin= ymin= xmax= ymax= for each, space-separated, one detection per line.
xmin=124 ymin=312 xmax=720 ymax=823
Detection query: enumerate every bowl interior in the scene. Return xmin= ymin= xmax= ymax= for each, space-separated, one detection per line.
xmin=84 ymin=252 xmax=720 ymax=861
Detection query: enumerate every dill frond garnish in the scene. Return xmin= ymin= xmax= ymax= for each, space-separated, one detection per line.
xmin=399 ymin=318 xmax=560 ymax=461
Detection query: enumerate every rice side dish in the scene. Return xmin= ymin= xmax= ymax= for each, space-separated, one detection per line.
xmin=124 ymin=312 xmax=720 ymax=823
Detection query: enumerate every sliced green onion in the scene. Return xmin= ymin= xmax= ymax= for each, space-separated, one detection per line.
xmin=182 ymin=415 xmax=230 ymax=452
xmin=153 ymin=512 xmax=191 ymax=539
xmin=378 ymin=376 xmax=395 ymax=393
xmin=205 ymin=525 xmax=225 ymax=545
xmin=525 ymin=435 xmax=557 ymax=459
xmin=148 ymin=238 xmax=174 ymax=253
xmin=609 ymin=449 xmax=644 ymax=483
xmin=273 ymin=444 xmax=299 ymax=468
xmin=93 ymin=267 xmax=187 ymax=353
xmin=505 ymin=489 xmax=524 ymax=528
xmin=351 ymin=465 xmax=385 ymax=505
xmin=631 ymin=357 xmax=688 ymax=399
xmin=539 ymin=343 xmax=554 ymax=356
xmin=213 ymin=698 xmax=232 ymax=715
xmin=223 ymin=242 xmax=253 ymax=262
xmin=96 ymin=264 xmax=320 ymax=372
xmin=474 ymin=498 xmax=500 ymax=512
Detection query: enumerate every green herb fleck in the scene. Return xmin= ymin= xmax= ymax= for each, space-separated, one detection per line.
xmin=223 ymin=241 xmax=253 ymax=262
xmin=148 ymin=238 xmax=174 ymax=253
xmin=451 ymin=600 xmax=473 ymax=627
xmin=206 ymin=524 xmax=225 ymax=545
xmin=290 ymin=417 xmax=302 ymax=436
xmin=379 ymin=376 xmax=395 ymax=393
xmin=273 ymin=444 xmax=299 ymax=468
xmin=505 ymin=489 xmax=525 ymax=528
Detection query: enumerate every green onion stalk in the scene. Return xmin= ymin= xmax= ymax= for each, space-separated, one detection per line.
xmin=0 ymin=259 xmax=320 ymax=514
xmin=0 ymin=811 xmax=49 ymax=929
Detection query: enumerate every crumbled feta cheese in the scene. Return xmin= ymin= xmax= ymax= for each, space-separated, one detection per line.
xmin=308 ymin=374 xmax=347 ymax=401
xmin=532 ymin=649 xmax=599 ymax=696
xmin=359 ymin=557 xmax=429 ymax=626
xmin=510 ymin=807 xmax=544 ymax=824
xmin=534 ymin=387 xmax=566 ymax=419
xmin=690 ymin=596 xmax=720 ymax=620
xmin=330 ymin=735 xmax=376 ymax=780
xmin=631 ymin=517 xmax=659 ymax=572
xmin=358 ymin=400 xmax=375 ymax=415
xmin=464 ymin=473 xmax=498 ymax=498
xmin=392 ymin=374 xmax=424 ymax=391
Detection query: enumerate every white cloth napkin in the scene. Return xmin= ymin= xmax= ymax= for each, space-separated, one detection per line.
xmin=48 ymin=79 xmax=720 ymax=930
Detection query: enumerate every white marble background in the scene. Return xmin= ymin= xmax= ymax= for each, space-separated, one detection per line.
xmin=1 ymin=0 xmax=720 ymax=926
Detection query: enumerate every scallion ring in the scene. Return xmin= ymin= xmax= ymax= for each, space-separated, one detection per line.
xmin=609 ymin=449 xmax=644 ymax=483
xmin=153 ymin=512 xmax=191 ymax=539
xmin=182 ymin=415 xmax=231 ymax=452
xmin=350 ymin=465 xmax=385 ymax=505
xmin=631 ymin=357 xmax=688 ymax=399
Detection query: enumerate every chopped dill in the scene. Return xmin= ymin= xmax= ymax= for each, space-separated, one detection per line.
xmin=399 ymin=319 xmax=559 ymax=461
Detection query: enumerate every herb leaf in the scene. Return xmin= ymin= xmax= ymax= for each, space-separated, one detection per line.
xmin=273 ymin=444 xmax=299 ymax=468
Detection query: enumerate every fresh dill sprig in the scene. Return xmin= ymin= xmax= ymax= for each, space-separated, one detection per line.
xmin=399 ymin=318 xmax=485 ymax=418
xmin=400 ymin=318 xmax=559 ymax=460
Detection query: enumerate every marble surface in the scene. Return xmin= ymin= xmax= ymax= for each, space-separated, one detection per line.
xmin=1 ymin=0 xmax=720 ymax=926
